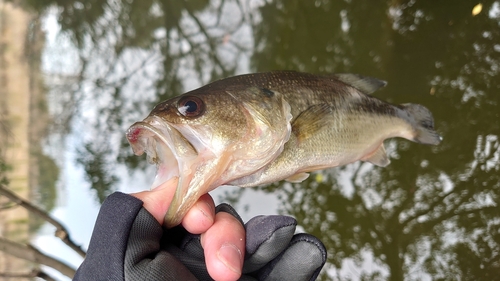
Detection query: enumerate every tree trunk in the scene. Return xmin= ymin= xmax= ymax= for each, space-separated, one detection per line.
xmin=386 ymin=234 xmax=404 ymax=281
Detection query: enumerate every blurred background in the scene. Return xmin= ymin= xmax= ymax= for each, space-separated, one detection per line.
xmin=0 ymin=0 xmax=498 ymax=280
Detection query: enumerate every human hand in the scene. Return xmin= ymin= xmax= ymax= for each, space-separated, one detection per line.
xmin=131 ymin=178 xmax=327 ymax=281
xmin=132 ymin=177 xmax=244 ymax=281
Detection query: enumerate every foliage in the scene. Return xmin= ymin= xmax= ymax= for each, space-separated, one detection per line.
xmin=76 ymin=143 xmax=118 ymax=203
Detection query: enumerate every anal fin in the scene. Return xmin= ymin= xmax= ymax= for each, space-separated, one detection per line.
xmin=362 ymin=144 xmax=390 ymax=167
xmin=285 ymin=172 xmax=310 ymax=183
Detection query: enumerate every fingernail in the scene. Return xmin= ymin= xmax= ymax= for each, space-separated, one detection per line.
xmin=217 ymin=243 xmax=242 ymax=274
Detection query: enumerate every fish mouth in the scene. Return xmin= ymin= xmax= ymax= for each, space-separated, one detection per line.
xmin=126 ymin=116 xmax=199 ymax=228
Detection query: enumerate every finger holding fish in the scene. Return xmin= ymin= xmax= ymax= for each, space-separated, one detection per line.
xmin=131 ymin=178 xmax=247 ymax=281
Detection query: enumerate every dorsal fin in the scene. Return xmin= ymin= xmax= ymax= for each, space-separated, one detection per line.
xmin=332 ymin=73 xmax=387 ymax=95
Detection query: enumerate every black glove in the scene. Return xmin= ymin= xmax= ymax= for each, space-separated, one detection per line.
xmin=125 ymin=203 xmax=327 ymax=281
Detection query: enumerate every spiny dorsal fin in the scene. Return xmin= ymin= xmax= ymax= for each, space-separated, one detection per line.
xmin=291 ymin=104 xmax=332 ymax=141
xmin=361 ymin=144 xmax=391 ymax=167
xmin=332 ymin=73 xmax=387 ymax=95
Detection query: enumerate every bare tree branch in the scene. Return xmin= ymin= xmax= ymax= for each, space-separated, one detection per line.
xmin=401 ymin=205 xmax=499 ymax=248
xmin=0 ymin=183 xmax=86 ymax=257
xmin=399 ymin=188 xmax=464 ymax=230
xmin=181 ymin=1 xmax=236 ymax=77
xmin=0 ymin=237 xmax=75 ymax=278
xmin=0 ymin=268 xmax=58 ymax=281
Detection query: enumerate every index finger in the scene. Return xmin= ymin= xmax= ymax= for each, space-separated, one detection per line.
xmin=131 ymin=177 xmax=178 ymax=224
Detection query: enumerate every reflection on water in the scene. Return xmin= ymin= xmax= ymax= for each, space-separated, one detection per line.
xmin=16 ymin=0 xmax=500 ymax=279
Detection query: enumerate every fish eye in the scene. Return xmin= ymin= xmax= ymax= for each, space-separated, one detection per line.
xmin=177 ymin=96 xmax=204 ymax=117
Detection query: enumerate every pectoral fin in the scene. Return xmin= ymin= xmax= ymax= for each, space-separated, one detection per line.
xmin=362 ymin=144 xmax=390 ymax=167
xmin=285 ymin=172 xmax=310 ymax=183
xmin=292 ymin=104 xmax=333 ymax=141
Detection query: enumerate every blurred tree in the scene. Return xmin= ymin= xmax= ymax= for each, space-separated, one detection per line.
xmin=14 ymin=0 xmax=250 ymax=200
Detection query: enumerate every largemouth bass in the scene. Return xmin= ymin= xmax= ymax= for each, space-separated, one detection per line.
xmin=127 ymin=71 xmax=441 ymax=228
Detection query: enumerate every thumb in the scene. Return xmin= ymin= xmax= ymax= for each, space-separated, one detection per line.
xmin=131 ymin=177 xmax=178 ymax=225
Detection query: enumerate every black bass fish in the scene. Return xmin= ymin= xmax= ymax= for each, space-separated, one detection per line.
xmin=127 ymin=71 xmax=441 ymax=227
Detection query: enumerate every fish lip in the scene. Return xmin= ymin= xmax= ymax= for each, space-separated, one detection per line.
xmin=126 ymin=116 xmax=192 ymax=189
xmin=127 ymin=116 xmax=200 ymax=228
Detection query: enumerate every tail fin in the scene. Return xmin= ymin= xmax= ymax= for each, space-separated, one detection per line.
xmin=401 ymin=103 xmax=442 ymax=145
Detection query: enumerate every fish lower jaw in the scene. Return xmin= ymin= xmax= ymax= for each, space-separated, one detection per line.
xmin=147 ymin=136 xmax=182 ymax=190
xmin=126 ymin=118 xmax=196 ymax=191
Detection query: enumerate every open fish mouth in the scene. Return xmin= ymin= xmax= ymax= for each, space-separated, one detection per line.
xmin=126 ymin=116 xmax=198 ymax=227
